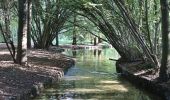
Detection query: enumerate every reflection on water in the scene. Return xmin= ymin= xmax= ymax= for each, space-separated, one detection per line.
xmin=35 ymin=48 xmax=161 ymax=100
xmin=72 ymin=50 xmax=77 ymax=57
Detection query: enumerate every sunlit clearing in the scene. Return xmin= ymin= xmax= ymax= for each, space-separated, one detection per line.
xmin=96 ymin=84 xmax=128 ymax=92
xmin=63 ymin=76 xmax=91 ymax=81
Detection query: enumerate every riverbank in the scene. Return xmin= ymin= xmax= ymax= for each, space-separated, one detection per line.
xmin=0 ymin=48 xmax=75 ymax=100
xmin=116 ymin=61 xmax=170 ymax=100
xmin=35 ymin=48 xmax=157 ymax=100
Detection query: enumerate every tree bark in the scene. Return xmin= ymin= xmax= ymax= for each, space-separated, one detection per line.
xmin=114 ymin=0 xmax=158 ymax=66
xmin=144 ymin=0 xmax=153 ymax=53
xmin=0 ymin=24 xmax=16 ymax=62
xmin=56 ymin=32 xmax=59 ymax=46
xmin=27 ymin=0 xmax=32 ymax=49
xmin=154 ymin=0 xmax=159 ymax=55
xmin=159 ymin=0 xmax=169 ymax=82
xmin=72 ymin=14 xmax=77 ymax=45
xmin=98 ymin=36 xmax=102 ymax=44
xmin=16 ymin=0 xmax=28 ymax=65
xmin=0 ymin=0 xmax=16 ymax=62
xmin=94 ymin=37 xmax=97 ymax=46
xmin=32 ymin=0 xmax=70 ymax=49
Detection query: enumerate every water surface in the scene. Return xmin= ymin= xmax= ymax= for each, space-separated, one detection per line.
xmin=35 ymin=48 xmax=160 ymax=100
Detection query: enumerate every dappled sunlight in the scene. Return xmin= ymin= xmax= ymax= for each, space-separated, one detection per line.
xmin=35 ymin=49 xmax=156 ymax=100
xmin=63 ymin=76 xmax=92 ymax=81
xmin=44 ymin=88 xmax=57 ymax=93
xmin=0 ymin=89 xmax=11 ymax=97
xmin=66 ymin=88 xmax=104 ymax=93
xmin=29 ymin=50 xmax=61 ymax=59
xmin=96 ymin=84 xmax=128 ymax=92
xmin=0 ymin=61 xmax=13 ymax=63
xmin=99 ymin=80 xmax=120 ymax=84
xmin=0 ymin=61 xmax=17 ymax=67
xmin=0 ymin=90 xmax=4 ymax=94
xmin=0 ymin=52 xmax=13 ymax=61
xmin=0 ymin=51 xmax=9 ymax=55
xmin=134 ymin=70 xmax=150 ymax=76
xmin=29 ymin=53 xmax=50 ymax=58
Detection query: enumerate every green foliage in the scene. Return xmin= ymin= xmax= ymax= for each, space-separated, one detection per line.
xmin=0 ymin=0 xmax=18 ymax=43
xmin=9 ymin=0 xmax=165 ymax=66
xmin=32 ymin=0 xmax=72 ymax=48
xmin=59 ymin=0 xmax=164 ymax=65
xmin=60 ymin=12 xmax=105 ymax=45
xmin=0 ymin=34 xmax=4 ymax=42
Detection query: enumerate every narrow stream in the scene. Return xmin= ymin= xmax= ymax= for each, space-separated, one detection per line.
xmin=35 ymin=48 xmax=161 ymax=100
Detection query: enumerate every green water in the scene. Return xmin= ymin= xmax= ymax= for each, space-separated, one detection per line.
xmin=35 ymin=48 xmax=161 ymax=100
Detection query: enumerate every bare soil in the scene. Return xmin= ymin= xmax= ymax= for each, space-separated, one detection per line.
xmin=0 ymin=47 xmax=74 ymax=99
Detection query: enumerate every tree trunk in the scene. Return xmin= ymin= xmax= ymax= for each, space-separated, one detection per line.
xmin=56 ymin=32 xmax=59 ymax=46
xmin=27 ymin=0 xmax=32 ymax=49
xmin=154 ymin=0 xmax=159 ymax=55
xmin=94 ymin=37 xmax=97 ymax=46
xmin=90 ymin=34 xmax=93 ymax=44
xmin=98 ymin=37 xmax=102 ymax=44
xmin=72 ymin=36 xmax=77 ymax=45
xmin=159 ymin=0 xmax=169 ymax=82
xmin=0 ymin=24 xmax=16 ymax=62
xmin=144 ymin=0 xmax=153 ymax=53
xmin=0 ymin=0 xmax=16 ymax=62
xmin=16 ymin=0 xmax=28 ymax=65
xmin=114 ymin=0 xmax=158 ymax=66
xmin=72 ymin=14 xmax=77 ymax=45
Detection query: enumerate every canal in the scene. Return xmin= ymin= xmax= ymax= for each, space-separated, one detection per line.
xmin=35 ymin=48 xmax=161 ymax=100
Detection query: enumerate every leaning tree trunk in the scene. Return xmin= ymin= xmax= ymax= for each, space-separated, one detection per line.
xmin=159 ymin=0 xmax=169 ymax=82
xmin=0 ymin=0 xmax=16 ymax=62
xmin=16 ymin=0 xmax=28 ymax=65
xmin=113 ymin=0 xmax=159 ymax=66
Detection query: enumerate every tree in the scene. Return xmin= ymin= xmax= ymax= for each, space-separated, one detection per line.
xmin=64 ymin=0 xmax=164 ymax=68
xmin=72 ymin=14 xmax=77 ymax=45
xmin=32 ymin=0 xmax=72 ymax=49
xmin=62 ymin=14 xmax=106 ymax=45
xmin=65 ymin=0 xmax=150 ymax=63
xmin=55 ymin=32 xmax=59 ymax=46
xmin=16 ymin=0 xmax=28 ymax=65
xmin=159 ymin=0 xmax=169 ymax=82
xmin=0 ymin=0 xmax=16 ymax=63
xmin=27 ymin=0 xmax=32 ymax=48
